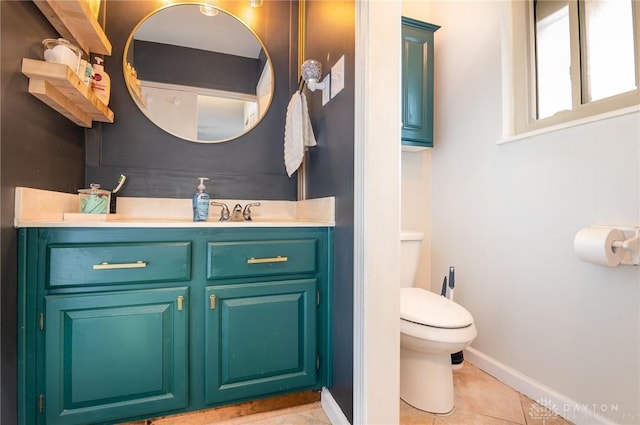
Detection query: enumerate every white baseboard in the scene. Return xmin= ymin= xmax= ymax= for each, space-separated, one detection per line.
xmin=321 ymin=387 xmax=350 ymax=425
xmin=464 ymin=347 xmax=620 ymax=425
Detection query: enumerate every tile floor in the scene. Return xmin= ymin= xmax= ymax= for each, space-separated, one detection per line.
xmin=210 ymin=362 xmax=574 ymax=425
xmin=400 ymin=362 xmax=574 ymax=425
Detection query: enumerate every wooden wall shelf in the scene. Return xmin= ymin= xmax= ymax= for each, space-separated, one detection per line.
xmin=33 ymin=0 xmax=112 ymax=56
xmin=22 ymin=59 xmax=114 ymax=128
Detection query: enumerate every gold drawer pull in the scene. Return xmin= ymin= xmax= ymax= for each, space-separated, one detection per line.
xmin=210 ymin=294 xmax=217 ymax=310
xmin=93 ymin=261 xmax=147 ymax=270
xmin=247 ymin=256 xmax=288 ymax=265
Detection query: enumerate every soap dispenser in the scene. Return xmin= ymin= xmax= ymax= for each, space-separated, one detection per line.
xmin=192 ymin=177 xmax=210 ymax=222
xmin=91 ymin=56 xmax=111 ymax=105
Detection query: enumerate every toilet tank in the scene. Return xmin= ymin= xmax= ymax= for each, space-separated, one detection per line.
xmin=401 ymin=231 xmax=424 ymax=288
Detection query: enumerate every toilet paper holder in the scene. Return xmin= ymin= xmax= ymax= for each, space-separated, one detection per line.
xmin=575 ymin=226 xmax=640 ymax=266
xmin=614 ymin=227 xmax=639 ymax=266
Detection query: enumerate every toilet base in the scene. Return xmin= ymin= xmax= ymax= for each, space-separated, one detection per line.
xmin=400 ymin=346 xmax=455 ymax=414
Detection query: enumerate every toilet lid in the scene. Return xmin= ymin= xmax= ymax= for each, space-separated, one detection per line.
xmin=401 ymin=287 xmax=474 ymax=329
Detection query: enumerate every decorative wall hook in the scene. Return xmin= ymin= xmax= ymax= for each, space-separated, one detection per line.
xmin=301 ymin=59 xmax=327 ymax=92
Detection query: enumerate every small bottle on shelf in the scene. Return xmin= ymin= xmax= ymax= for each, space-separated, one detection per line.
xmin=91 ymin=57 xmax=110 ymax=105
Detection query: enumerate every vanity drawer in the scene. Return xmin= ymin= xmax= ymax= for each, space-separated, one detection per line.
xmin=207 ymin=239 xmax=317 ymax=280
xmin=47 ymin=242 xmax=192 ymax=288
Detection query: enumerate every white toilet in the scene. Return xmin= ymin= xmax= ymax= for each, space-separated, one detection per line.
xmin=400 ymin=231 xmax=477 ymax=414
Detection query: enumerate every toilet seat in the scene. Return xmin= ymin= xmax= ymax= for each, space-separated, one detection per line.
xmin=401 ymin=287 xmax=473 ymax=329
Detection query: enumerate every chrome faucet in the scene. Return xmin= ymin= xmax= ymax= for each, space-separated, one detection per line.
xmin=242 ymin=202 xmax=261 ymax=221
xmin=210 ymin=201 xmax=261 ymax=221
xmin=230 ymin=203 xmax=244 ymax=221
xmin=211 ymin=201 xmax=230 ymax=221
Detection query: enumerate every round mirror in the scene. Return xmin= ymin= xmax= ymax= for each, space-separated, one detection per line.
xmin=123 ymin=3 xmax=274 ymax=143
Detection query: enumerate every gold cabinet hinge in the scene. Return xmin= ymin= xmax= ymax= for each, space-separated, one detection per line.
xmin=177 ymin=295 xmax=184 ymax=311
xmin=38 ymin=394 xmax=44 ymax=413
xmin=39 ymin=313 xmax=44 ymax=331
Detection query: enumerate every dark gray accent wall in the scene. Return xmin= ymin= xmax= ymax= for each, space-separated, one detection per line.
xmin=87 ymin=1 xmax=298 ymax=200
xmin=0 ymin=2 xmax=86 ymax=424
xmin=133 ymin=40 xmax=262 ymax=94
xmin=304 ymin=1 xmax=356 ymax=422
xmin=0 ymin=2 xmax=353 ymax=424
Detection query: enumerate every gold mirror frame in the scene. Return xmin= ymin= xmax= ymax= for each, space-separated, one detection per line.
xmin=123 ymin=2 xmax=275 ymax=143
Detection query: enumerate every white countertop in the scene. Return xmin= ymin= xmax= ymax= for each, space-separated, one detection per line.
xmin=14 ymin=187 xmax=335 ymax=228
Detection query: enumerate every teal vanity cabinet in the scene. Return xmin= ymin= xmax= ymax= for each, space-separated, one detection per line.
xmin=18 ymin=226 xmax=332 ymax=425
xmin=401 ymin=17 xmax=440 ymax=149
xmin=204 ymin=237 xmax=323 ymax=404
xmin=18 ymin=229 xmax=192 ymax=425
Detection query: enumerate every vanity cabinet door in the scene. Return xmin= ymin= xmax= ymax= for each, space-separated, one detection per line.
xmin=43 ymin=287 xmax=189 ymax=425
xmin=204 ymin=279 xmax=318 ymax=405
xmin=401 ymin=17 xmax=440 ymax=149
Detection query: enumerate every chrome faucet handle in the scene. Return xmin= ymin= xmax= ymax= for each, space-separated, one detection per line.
xmin=230 ymin=203 xmax=244 ymax=222
xmin=242 ymin=202 xmax=261 ymax=221
xmin=211 ymin=201 xmax=230 ymax=221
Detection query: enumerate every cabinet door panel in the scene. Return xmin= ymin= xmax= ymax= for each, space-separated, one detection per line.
xmin=44 ymin=288 xmax=188 ymax=425
xmin=401 ymin=18 xmax=439 ymax=148
xmin=204 ymin=279 xmax=317 ymax=404
xmin=403 ymin=36 xmax=428 ymax=131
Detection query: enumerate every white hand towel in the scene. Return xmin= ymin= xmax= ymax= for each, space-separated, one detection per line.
xmin=284 ymin=91 xmax=317 ymax=177
xmin=284 ymin=92 xmax=303 ymax=177
xmin=300 ymin=92 xmax=317 ymax=149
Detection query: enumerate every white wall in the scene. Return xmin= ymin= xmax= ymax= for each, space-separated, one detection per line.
xmin=355 ymin=1 xmax=402 ymax=424
xmin=140 ymin=84 xmax=198 ymax=140
xmin=424 ymin=1 xmax=639 ymax=424
xmin=401 ymin=151 xmax=432 ymax=289
xmin=401 ymin=1 xmax=433 ymax=291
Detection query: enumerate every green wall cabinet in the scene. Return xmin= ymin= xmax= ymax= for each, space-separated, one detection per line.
xmin=401 ymin=17 xmax=440 ymax=149
xmin=18 ymin=227 xmax=332 ymax=425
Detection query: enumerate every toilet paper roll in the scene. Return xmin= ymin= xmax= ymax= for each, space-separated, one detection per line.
xmin=574 ymin=227 xmax=626 ymax=267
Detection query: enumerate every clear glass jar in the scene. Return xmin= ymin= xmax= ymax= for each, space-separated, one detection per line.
xmin=42 ymin=38 xmax=82 ymax=73
xmin=78 ymin=184 xmax=111 ymax=214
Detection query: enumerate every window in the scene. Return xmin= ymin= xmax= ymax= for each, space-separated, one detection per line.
xmin=510 ymin=0 xmax=640 ymax=136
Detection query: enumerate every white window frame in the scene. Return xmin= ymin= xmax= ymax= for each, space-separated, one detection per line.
xmin=504 ymin=0 xmax=640 ymax=140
